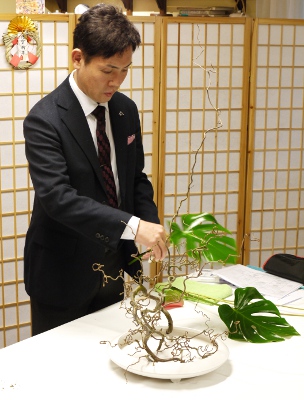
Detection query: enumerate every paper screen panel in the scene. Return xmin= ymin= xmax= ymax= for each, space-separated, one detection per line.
xmin=158 ymin=18 xmax=251 ymax=278
xmin=0 ymin=14 xmax=72 ymax=348
xmin=119 ymin=17 xmax=160 ymax=281
xmin=245 ymin=20 xmax=304 ymax=268
xmin=120 ymin=18 xmax=158 ymax=183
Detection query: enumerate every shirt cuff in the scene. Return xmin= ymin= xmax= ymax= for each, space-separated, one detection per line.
xmin=121 ymin=216 xmax=140 ymax=240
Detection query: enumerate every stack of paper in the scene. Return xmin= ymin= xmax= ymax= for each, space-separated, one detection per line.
xmin=214 ymin=264 xmax=303 ymax=303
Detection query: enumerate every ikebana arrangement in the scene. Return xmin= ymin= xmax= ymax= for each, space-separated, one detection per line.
xmin=98 ymin=211 xmax=299 ymax=381
xmin=98 ymin=27 xmax=300 ymax=376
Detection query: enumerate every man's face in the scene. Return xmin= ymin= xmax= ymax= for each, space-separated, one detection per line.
xmin=72 ymin=46 xmax=133 ymax=103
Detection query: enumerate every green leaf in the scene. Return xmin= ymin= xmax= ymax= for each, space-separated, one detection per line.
xmin=182 ymin=213 xmax=218 ymax=227
xmin=182 ymin=213 xmax=231 ymax=233
xmin=168 ymin=213 xmax=238 ymax=264
xmin=218 ymin=287 xmax=300 ymax=343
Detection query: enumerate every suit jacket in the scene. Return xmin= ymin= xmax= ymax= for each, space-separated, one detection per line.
xmin=23 ymin=76 xmax=159 ymax=307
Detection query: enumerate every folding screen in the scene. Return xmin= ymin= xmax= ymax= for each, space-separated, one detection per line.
xmin=119 ymin=16 xmax=161 ymax=280
xmin=244 ymin=18 xmax=304 ymax=267
xmin=0 ymin=14 xmax=303 ymax=349
xmin=0 ymin=13 xmax=73 ymax=347
xmin=157 ymin=17 xmax=252 ymax=278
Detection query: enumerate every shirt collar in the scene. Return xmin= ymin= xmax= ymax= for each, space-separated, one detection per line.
xmin=69 ymin=71 xmax=109 ymax=116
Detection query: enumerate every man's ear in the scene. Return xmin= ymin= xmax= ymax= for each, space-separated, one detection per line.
xmin=71 ymin=48 xmax=83 ymax=68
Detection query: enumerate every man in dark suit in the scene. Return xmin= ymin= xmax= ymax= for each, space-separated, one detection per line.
xmin=23 ymin=4 xmax=168 ymax=335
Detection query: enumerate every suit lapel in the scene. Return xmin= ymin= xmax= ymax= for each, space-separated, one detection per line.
xmin=57 ymin=80 xmax=106 ymax=191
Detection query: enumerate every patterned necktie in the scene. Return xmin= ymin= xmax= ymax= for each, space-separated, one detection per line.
xmin=92 ymin=106 xmax=118 ymax=208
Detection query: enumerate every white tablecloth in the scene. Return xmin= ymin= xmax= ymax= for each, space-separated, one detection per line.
xmin=0 ymin=298 xmax=303 ymax=400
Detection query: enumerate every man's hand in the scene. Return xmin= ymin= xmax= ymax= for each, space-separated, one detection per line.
xmin=135 ymin=220 xmax=168 ymax=261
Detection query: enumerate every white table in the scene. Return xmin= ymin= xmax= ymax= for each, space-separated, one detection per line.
xmin=0 ymin=298 xmax=303 ymax=400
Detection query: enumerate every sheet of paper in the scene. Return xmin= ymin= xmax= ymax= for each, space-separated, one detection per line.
xmin=215 ymin=264 xmax=303 ymax=299
xmin=267 ymin=288 xmax=304 ymax=305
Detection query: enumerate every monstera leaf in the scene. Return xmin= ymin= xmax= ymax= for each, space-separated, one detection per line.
xmin=218 ymin=287 xmax=300 ymax=343
xmin=169 ymin=213 xmax=238 ymax=264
